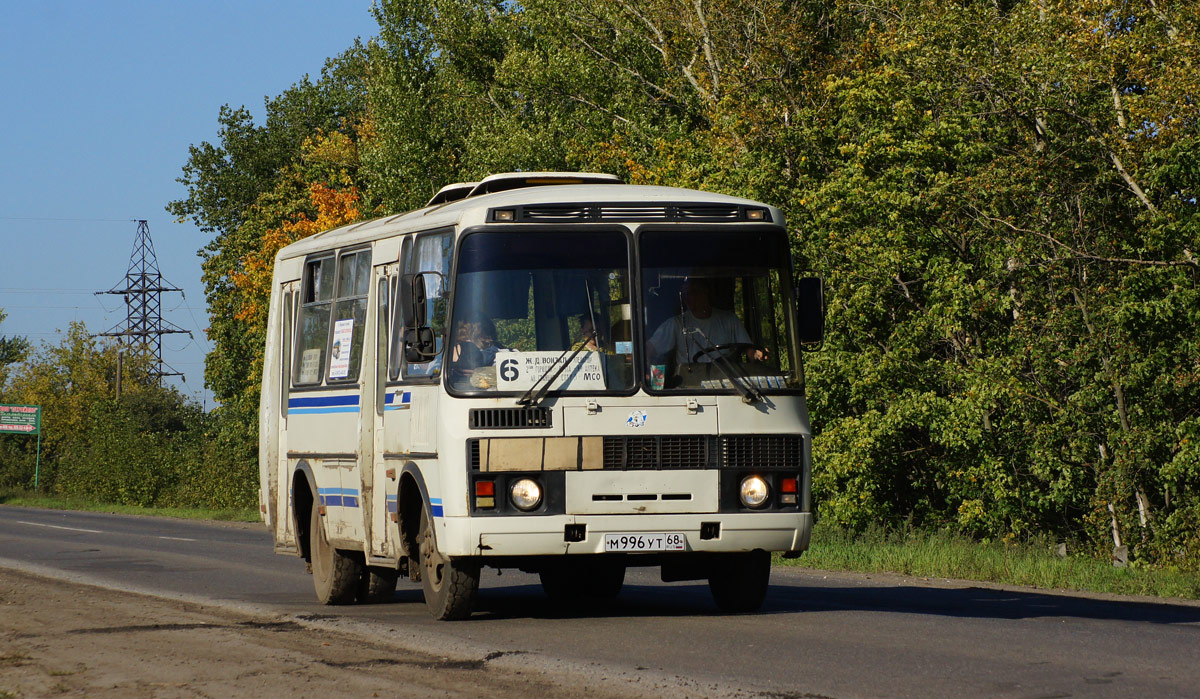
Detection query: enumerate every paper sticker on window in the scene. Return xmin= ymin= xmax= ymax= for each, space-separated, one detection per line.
xmin=329 ymin=318 xmax=354 ymax=379
xmin=299 ymin=348 xmax=322 ymax=384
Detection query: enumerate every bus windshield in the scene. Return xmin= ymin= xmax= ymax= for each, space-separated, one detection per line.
xmin=448 ymin=230 xmax=635 ymax=393
xmin=640 ymin=228 xmax=800 ymax=393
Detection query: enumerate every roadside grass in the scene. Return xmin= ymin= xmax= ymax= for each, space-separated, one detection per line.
xmin=0 ymin=490 xmax=258 ymax=523
xmin=779 ymin=525 xmax=1200 ymax=601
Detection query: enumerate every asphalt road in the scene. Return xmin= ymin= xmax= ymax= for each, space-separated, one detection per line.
xmin=3 ymin=506 xmax=1199 ymax=698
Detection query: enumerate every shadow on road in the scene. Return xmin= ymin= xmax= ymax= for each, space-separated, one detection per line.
xmin=449 ymin=580 xmax=1200 ymax=625
xmin=763 ymin=582 xmax=1200 ymax=625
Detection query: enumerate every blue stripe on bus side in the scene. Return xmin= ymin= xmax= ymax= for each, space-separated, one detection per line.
xmin=290 ymin=395 xmax=361 ymax=407
xmin=430 ymin=497 xmax=443 ymax=518
xmin=384 ymin=390 xmax=412 ymax=411
xmin=288 ymin=394 xmax=361 ymax=416
xmin=289 ymin=406 xmax=359 ymax=415
xmin=318 ymin=487 xmax=360 ymax=508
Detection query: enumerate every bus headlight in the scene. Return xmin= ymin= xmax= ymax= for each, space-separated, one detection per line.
xmin=510 ymin=478 xmax=543 ymax=511
xmin=739 ymin=475 xmax=769 ymax=509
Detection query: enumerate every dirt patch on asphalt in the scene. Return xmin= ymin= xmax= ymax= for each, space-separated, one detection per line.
xmin=0 ymin=568 xmax=617 ymax=698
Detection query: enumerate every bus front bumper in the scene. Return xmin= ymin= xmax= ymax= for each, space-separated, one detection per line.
xmin=439 ymin=512 xmax=812 ymax=558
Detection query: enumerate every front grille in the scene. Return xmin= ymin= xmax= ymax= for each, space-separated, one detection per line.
xmin=602 ymin=436 xmax=713 ymax=469
xmin=466 ymin=434 xmax=801 ymax=471
xmin=469 ymin=407 xmax=552 ymax=429
xmin=677 ymin=205 xmax=741 ymax=220
xmin=496 ymin=203 xmax=770 ymax=223
xmin=521 ymin=205 xmax=590 ymax=221
xmin=721 ymin=435 xmax=803 ymax=470
xmin=597 ymin=205 xmax=668 ymax=220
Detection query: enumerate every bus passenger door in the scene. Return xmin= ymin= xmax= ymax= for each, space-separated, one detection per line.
xmin=277 ymin=281 xmax=299 ymax=549
xmin=370 ymin=265 xmax=399 ymax=558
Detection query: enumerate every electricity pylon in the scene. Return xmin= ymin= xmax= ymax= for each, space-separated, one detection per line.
xmin=96 ymin=220 xmax=192 ymax=382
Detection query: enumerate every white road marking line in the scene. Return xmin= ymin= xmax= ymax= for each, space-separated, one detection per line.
xmin=16 ymin=521 xmax=103 ymax=534
xmin=157 ymin=536 xmax=197 ymax=542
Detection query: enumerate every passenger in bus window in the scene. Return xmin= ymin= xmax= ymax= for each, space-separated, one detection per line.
xmin=572 ymin=315 xmax=601 ymax=352
xmin=646 ymin=278 xmax=765 ymax=367
xmin=450 ymin=318 xmax=501 ymax=385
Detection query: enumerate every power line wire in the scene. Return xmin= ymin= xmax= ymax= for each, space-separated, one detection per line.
xmin=0 ymin=216 xmax=141 ymax=223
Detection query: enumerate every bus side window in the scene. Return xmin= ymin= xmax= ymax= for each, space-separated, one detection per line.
xmin=327 ymin=249 xmax=371 ymax=382
xmin=404 ymin=230 xmax=453 ymax=379
xmin=294 ymin=256 xmax=334 ymax=385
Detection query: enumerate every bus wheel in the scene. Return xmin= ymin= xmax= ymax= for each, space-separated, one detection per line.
xmin=310 ymin=498 xmax=363 ymax=605
xmin=417 ymin=504 xmax=479 ymax=620
xmin=708 ymin=550 xmax=770 ymax=613
xmin=360 ymin=566 xmax=399 ymax=604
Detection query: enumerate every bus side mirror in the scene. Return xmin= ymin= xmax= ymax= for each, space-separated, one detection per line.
xmin=795 ymin=276 xmax=825 ymax=348
xmin=401 ymin=273 xmax=439 ymax=362
xmin=405 ymin=327 xmax=437 ymax=362
xmin=400 ymin=273 xmax=427 ymax=328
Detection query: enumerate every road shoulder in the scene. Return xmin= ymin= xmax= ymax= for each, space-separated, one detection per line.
xmin=0 ymin=567 xmax=620 ymax=698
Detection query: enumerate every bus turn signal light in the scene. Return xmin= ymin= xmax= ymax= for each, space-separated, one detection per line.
xmin=780 ymin=476 xmax=798 ymax=505
xmin=475 ymin=480 xmax=496 ymax=509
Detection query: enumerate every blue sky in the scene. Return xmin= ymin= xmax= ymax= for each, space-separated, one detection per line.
xmin=0 ymin=1 xmax=378 ymax=406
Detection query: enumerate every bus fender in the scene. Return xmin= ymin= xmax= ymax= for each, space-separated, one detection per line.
xmin=291 ymin=460 xmax=319 ymax=562
xmin=396 ymin=463 xmax=431 ymax=560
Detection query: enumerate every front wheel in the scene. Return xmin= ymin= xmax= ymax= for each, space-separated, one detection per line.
xmin=708 ymin=550 xmax=770 ymax=613
xmin=310 ymin=498 xmax=363 ymax=605
xmin=418 ymin=503 xmax=479 ymax=620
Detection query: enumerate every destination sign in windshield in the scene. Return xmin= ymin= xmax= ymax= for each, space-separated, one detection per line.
xmin=494 ymin=351 xmax=606 ymax=391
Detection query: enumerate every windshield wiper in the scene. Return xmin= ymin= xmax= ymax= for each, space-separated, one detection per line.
xmin=515 ymin=326 xmax=598 ymax=407
xmin=684 ymin=328 xmax=763 ymax=404
xmin=517 ymin=281 xmax=601 ymax=407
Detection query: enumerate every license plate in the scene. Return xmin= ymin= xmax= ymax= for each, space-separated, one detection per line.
xmin=604 ymin=532 xmax=687 ymax=552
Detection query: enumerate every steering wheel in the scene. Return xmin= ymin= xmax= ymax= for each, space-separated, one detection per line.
xmin=692 ymin=342 xmax=768 ymax=363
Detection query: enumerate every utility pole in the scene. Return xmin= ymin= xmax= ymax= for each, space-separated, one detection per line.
xmin=96 ymin=220 xmax=192 ymax=382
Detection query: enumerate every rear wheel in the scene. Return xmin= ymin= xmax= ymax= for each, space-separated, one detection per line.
xmin=360 ymin=566 xmax=399 ymax=603
xmin=708 ymin=550 xmax=770 ymax=613
xmin=418 ymin=503 xmax=479 ymax=620
xmin=310 ymin=498 xmax=362 ymax=605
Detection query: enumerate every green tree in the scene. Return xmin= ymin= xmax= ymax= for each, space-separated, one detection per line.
xmin=168 ymin=47 xmax=371 ymax=452
xmin=0 ymin=308 xmax=30 ymax=385
xmin=168 ymin=0 xmax=1199 ymax=566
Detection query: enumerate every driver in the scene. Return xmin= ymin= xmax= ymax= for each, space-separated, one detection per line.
xmin=646 ymin=278 xmax=766 ymax=365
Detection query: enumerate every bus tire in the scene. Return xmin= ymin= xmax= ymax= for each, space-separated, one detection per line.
xmin=361 ymin=566 xmax=399 ymax=603
xmin=708 ymin=550 xmax=770 ymax=613
xmin=418 ymin=504 xmax=478 ymax=620
xmin=310 ymin=498 xmax=362 ymax=605
xmin=586 ymin=562 xmax=626 ymax=600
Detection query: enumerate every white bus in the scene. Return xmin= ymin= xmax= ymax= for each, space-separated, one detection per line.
xmin=258 ymin=172 xmax=824 ymax=619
